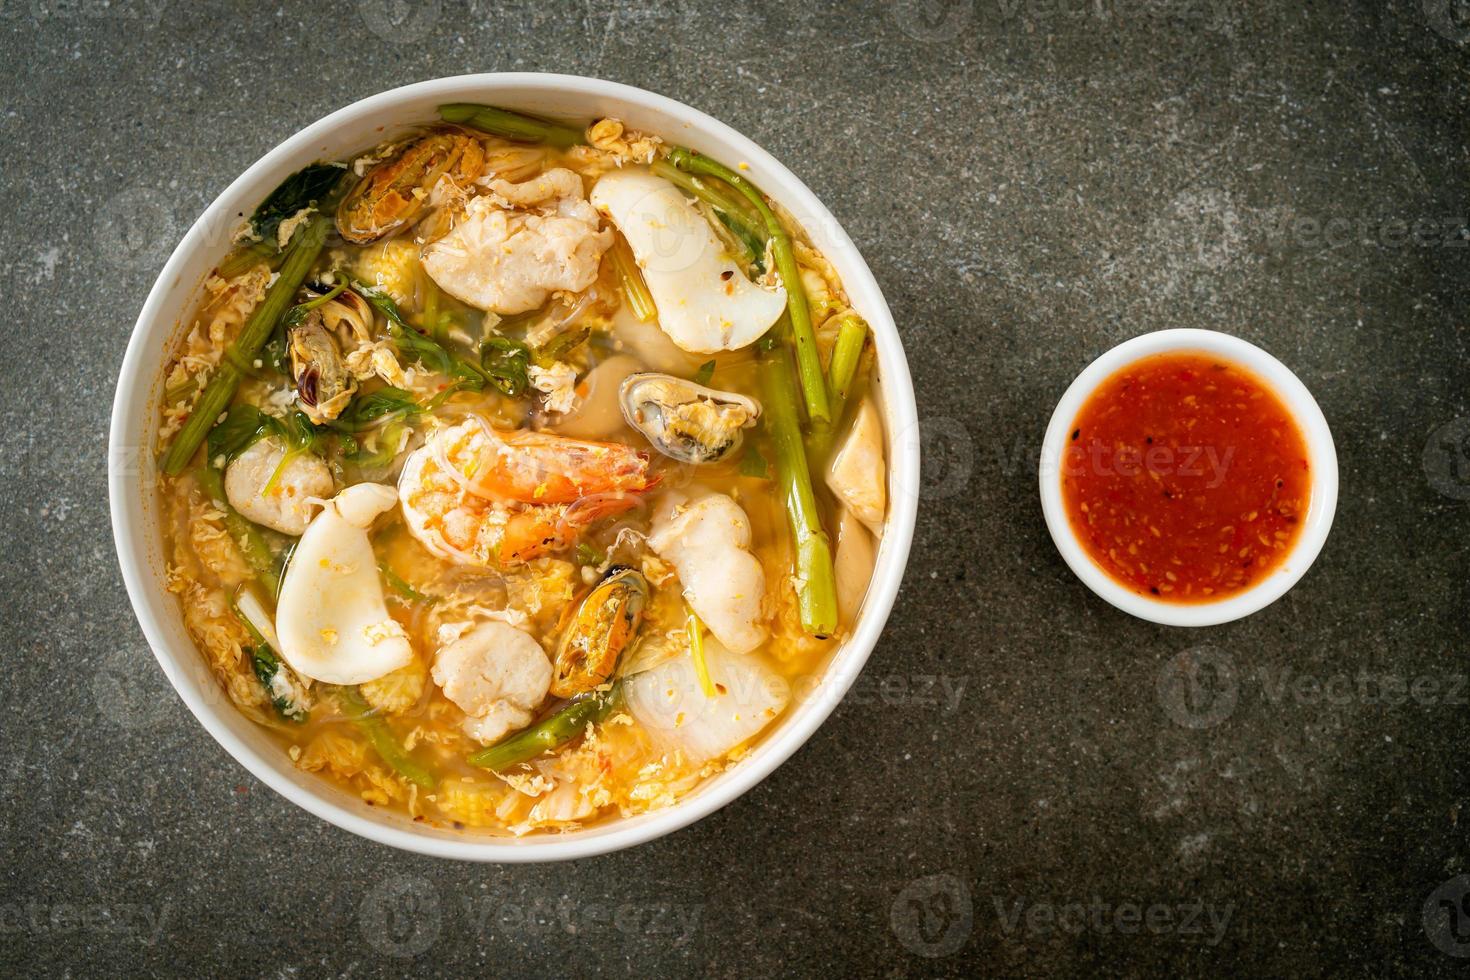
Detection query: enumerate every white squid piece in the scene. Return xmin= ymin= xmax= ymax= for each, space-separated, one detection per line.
xmin=624 ymin=637 xmax=790 ymax=763
xmin=825 ymin=398 xmax=886 ymax=534
xmin=275 ymin=483 xmax=413 ymax=685
xmin=647 ymin=490 xmax=767 ymax=654
xmin=421 ymin=168 xmax=612 ymax=314
xmin=590 ymin=168 xmax=787 ymax=354
xmin=431 ymin=621 xmax=552 ymax=745
xmin=223 ymin=438 xmax=333 ymax=536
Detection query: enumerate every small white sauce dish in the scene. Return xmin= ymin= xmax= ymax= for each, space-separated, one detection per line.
xmin=1038 ymin=328 xmax=1338 ymax=628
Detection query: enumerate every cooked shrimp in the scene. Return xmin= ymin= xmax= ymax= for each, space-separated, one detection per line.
xmin=399 ymin=418 xmax=655 ymax=567
xmin=223 ymin=438 xmax=333 ymax=535
xmin=432 ymin=621 xmax=552 ymax=745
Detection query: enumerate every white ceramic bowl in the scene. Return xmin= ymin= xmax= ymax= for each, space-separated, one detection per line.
xmin=108 ymin=74 xmax=919 ymax=861
xmin=1038 ymin=328 xmax=1337 ymax=627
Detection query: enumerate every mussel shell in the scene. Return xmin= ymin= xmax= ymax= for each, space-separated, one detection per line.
xmin=289 ymin=315 xmax=355 ymax=422
xmin=618 ymin=372 xmax=761 ymax=465
xmin=550 ymin=566 xmax=649 ymax=699
xmin=317 ymin=289 xmax=375 ymax=344
xmin=336 ymin=131 xmax=484 ymax=245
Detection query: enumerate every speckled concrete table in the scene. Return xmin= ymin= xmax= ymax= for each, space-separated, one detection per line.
xmin=3 ymin=1 xmax=1468 ymax=976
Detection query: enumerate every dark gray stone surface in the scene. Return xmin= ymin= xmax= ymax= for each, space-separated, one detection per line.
xmin=2 ymin=0 xmax=1467 ymax=975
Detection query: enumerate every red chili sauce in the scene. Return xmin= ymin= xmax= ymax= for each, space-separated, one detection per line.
xmin=1060 ymin=352 xmax=1311 ymax=603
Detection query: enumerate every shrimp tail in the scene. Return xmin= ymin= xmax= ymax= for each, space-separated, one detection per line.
xmin=497 ymin=492 xmax=647 ymax=565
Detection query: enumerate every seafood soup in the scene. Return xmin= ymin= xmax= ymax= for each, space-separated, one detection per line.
xmin=155 ymin=104 xmax=887 ymax=835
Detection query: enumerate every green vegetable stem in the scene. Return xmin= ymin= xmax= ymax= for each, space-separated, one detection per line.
xmin=438 ymin=103 xmax=585 ymax=149
xmin=350 ymin=279 xmax=491 ymax=390
xmin=761 ymin=336 xmax=839 ymax=638
xmin=336 ymin=686 xmax=438 ymax=790
xmin=467 ymin=684 xmax=623 ymax=772
xmin=196 ymin=464 xmax=281 ymax=596
xmin=808 ymin=314 xmax=869 ymax=460
xmin=229 ymin=591 xmax=308 ymax=723
xmin=609 ymin=236 xmax=657 ymax=322
xmin=668 ymin=148 xmax=830 ymax=425
xmin=162 ymin=214 xmax=331 ymax=475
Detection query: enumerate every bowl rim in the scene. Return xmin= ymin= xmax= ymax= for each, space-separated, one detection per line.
xmin=1037 ymin=328 xmax=1338 ymax=627
xmin=107 ymin=73 xmax=920 ymax=862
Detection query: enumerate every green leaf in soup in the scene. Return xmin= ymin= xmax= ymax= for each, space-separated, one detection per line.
xmin=245 ymin=643 xmax=309 ymax=723
xmin=283 ymin=409 xmax=330 ymax=453
xmin=259 ymin=410 xmax=332 ymax=498
xmin=693 ymin=360 xmax=716 ymax=386
xmin=206 ymin=405 xmax=278 ymax=465
xmin=481 ymin=335 xmax=531 ymax=397
xmin=262 ymin=331 xmax=291 ymax=376
xmin=533 ymin=326 xmax=590 ymax=368
xmin=351 ymin=280 xmax=489 ymax=390
xmin=575 ymin=542 xmax=607 ymax=567
xmin=250 ymin=163 xmax=346 ymax=240
xmin=339 ymin=387 xmax=421 ymax=431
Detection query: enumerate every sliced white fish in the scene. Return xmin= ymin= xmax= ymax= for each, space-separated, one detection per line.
xmin=647 ymin=490 xmax=767 ymax=654
xmin=624 ymin=637 xmax=789 ymax=763
xmin=422 ymin=169 xmax=612 ymax=314
xmin=223 ymin=437 xmax=333 ymax=536
xmin=275 ymin=483 xmax=413 ymax=685
xmin=431 ymin=621 xmax=552 ymax=745
xmin=590 ymin=168 xmax=786 ymax=354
